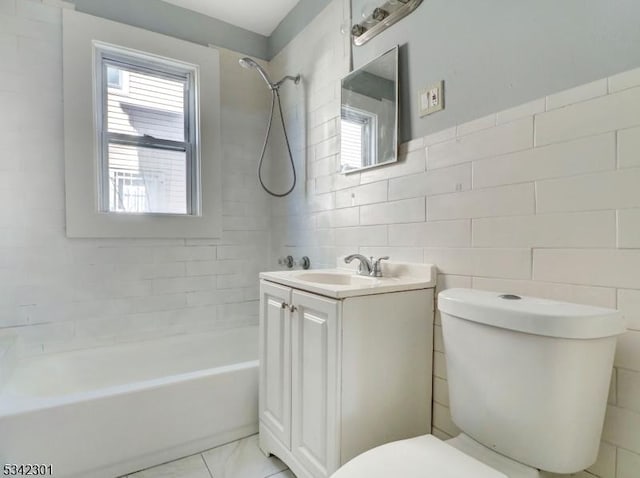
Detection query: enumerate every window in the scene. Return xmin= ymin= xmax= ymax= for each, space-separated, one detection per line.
xmin=97 ymin=45 xmax=198 ymax=215
xmin=62 ymin=9 xmax=222 ymax=238
xmin=340 ymin=106 xmax=378 ymax=172
xmin=107 ymin=66 xmax=124 ymax=89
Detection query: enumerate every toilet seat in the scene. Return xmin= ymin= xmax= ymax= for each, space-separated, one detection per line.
xmin=331 ymin=435 xmax=507 ymax=478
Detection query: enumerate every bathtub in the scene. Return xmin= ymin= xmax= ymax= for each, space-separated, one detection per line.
xmin=0 ymin=326 xmax=259 ymax=478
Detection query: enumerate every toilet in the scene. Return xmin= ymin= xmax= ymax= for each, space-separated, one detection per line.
xmin=331 ymin=288 xmax=626 ymax=478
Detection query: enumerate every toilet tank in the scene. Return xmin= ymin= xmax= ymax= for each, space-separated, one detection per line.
xmin=438 ymin=289 xmax=625 ymax=474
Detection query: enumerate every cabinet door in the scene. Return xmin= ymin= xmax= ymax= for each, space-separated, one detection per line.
xmin=291 ymin=290 xmax=340 ymax=478
xmin=259 ymin=280 xmax=292 ymax=448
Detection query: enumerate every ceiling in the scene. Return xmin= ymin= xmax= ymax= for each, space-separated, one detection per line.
xmin=161 ymin=0 xmax=300 ymax=36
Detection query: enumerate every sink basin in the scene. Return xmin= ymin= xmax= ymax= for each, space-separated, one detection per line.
xmin=295 ymin=272 xmax=374 ymax=285
xmin=260 ymin=260 xmax=436 ymax=299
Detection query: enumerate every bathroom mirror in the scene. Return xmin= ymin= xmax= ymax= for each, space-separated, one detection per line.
xmin=340 ymin=46 xmax=398 ymax=174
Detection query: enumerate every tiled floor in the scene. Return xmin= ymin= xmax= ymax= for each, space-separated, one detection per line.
xmin=125 ymin=435 xmax=295 ymax=478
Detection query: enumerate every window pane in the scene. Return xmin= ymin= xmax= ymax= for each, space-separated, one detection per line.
xmin=106 ymin=64 xmax=186 ymax=142
xmin=106 ymin=66 xmax=122 ymax=88
xmin=108 ymin=144 xmax=187 ymax=214
xmin=341 ymin=119 xmax=365 ymax=170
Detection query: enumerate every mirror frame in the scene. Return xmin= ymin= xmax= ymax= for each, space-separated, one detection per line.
xmin=339 ymin=45 xmax=399 ymax=174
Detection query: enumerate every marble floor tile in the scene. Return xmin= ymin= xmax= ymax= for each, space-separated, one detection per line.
xmin=202 ymin=434 xmax=288 ymax=478
xmin=128 ymin=454 xmax=211 ymax=478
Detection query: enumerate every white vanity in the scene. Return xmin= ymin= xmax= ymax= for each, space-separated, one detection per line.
xmin=258 ymin=259 xmax=436 ymax=478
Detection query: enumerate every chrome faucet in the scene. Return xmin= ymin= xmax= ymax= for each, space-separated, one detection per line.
xmin=344 ymin=254 xmax=389 ymax=277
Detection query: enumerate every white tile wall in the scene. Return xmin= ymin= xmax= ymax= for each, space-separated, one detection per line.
xmin=545 ymin=79 xmax=608 ymax=111
xmin=617 ymin=126 xmax=640 ymax=169
xmin=0 ymin=0 xmax=271 ymax=355
xmin=472 ymin=133 xmax=615 ymax=189
xmin=617 ymin=448 xmax=640 ymax=478
xmin=268 ymin=6 xmax=640 ymax=472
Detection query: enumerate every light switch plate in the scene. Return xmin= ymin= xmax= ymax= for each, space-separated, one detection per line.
xmin=419 ymin=80 xmax=444 ymax=117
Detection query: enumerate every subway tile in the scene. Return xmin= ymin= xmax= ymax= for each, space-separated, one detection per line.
xmin=388 ymin=163 xmax=471 ymax=200
xmin=434 ymin=351 xmax=447 ymax=379
xmin=334 ymin=171 xmax=361 ymax=190
xmin=360 ymin=197 xmax=425 ymax=225
xmin=536 ymin=86 xmax=640 ymax=146
xmin=436 ymin=274 xmax=473 ymax=296
xmin=496 ymin=98 xmax=545 ymax=125
xmin=335 ymin=181 xmax=387 ymax=208
xmin=471 ymin=277 xmax=616 ymax=308
xmin=388 ymin=220 xmax=471 ymax=247
xmin=333 ymin=225 xmax=387 ymax=247
xmin=424 ymin=248 xmax=531 ymax=280
xmin=434 ymin=324 xmax=444 ymax=352
xmin=358 ymin=246 xmax=424 ymax=263
xmin=602 ymin=405 xmax=640 ymax=454
xmin=152 ymin=276 xmax=217 ymax=295
xmin=473 ymin=133 xmax=615 ymax=189
xmin=399 ymin=136 xmax=425 ymax=154
xmin=423 ymin=126 xmax=456 ymax=146
xmin=615 ymin=331 xmax=640 ymax=373
xmin=432 ymin=427 xmax=454 ymax=441
xmin=308 ymin=191 xmax=335 ymax=212
xmin=315 ymin=135 xmax=339 ymax=160
xmin=314 ymin=174 xmax=334 ymax=194
xmin=0 ymin=0 xmax=15 ymax=16
xmin=610 ymin=368 xmax=617 ymax=405
xmin=360 ymin=148 xmax=426 ymax=184
xmin=329 ymin=207 xmax=360 ymax=228
xmin=537 ymin=169 xmax=640 ymax=214
xmin=456 ymin=114 xmax=496 ymax=137
xmin=433 ymin=402 xmax=460 ymax=437
xmin=428 ymin=183 xmax=534 ymax=221
xmin=308 ymin=117 xmax=337 ymax=146
xmin=433 ymin=376 xmax=449 ymax=406
xmin=586 ymin=441 xmax=616 ymax=478
xmin=608 ymin=67 xmax=640 ymax=93
xmin=546 ymin=79 xmax=608 ymax=111
xmin=617 ymin=209 xmax=640 ymax=248
xmin=618 ymin=368 xmax=640 ymax=414
xmin=16 ymin=0 xmax=60 ymax=24
xmin=618 ymin=126 xmax=640 ymax=169
xmin=533 ymin=249 xmax=640 ymax=289
xmin=428 ymin=118 xmax=533 ymax=170
xmin=472 ymin=211 xmax=616 ymax=248
xmin=617 ymin=289 xmax=640 ymax=331
xmin=617 ymin=448 xmax=640 ymax=478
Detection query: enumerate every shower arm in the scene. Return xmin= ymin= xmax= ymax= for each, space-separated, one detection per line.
xmin=272 ymin=75 xmax=301 ymax=90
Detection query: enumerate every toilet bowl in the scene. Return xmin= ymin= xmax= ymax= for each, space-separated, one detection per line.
xmin=331 ymin=289 xmax=625 ymax=478
xmin=331 ymin=433 xmax=533 ymax=478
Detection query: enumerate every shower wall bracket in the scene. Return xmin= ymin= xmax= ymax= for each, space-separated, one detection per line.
xmin=352 ymin=0 xmax=423 ymax=46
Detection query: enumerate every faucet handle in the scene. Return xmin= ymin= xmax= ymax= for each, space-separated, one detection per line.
xmin=372 ymin=256 xmax=389 ymax=277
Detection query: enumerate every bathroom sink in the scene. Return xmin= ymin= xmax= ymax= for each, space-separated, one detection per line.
xmin=260 ymin=258 xmax=436 ymax=299
xmin=295 ymin=272 xmax=376 ymax=286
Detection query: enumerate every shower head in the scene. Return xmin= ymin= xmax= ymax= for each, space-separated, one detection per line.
xmin=239 ymin=57 xmax=274 ymax=89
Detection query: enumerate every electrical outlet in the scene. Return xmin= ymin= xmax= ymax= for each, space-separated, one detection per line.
xmin=419 ymin=80 xmax=444 ymax=117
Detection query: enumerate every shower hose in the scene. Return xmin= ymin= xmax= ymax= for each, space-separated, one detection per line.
xmin=257 ymin=88 xmax=297 ymax=197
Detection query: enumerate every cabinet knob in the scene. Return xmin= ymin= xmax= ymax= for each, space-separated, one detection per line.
xmin=289 ymin=304 xmax=297 ymax=312
xmin=281 ymin=302 xmax=288 ymax=309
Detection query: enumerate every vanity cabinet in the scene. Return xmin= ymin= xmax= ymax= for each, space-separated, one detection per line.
xmin=259 ymin=278 xmax=434 ymax=478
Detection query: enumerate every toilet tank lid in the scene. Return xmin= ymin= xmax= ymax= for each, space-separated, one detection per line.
xmin=438 ymin=288 xmax=626 ymax=339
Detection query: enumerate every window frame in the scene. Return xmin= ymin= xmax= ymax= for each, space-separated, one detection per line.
xmin=340 ymin=105 xmax=378 ymax=172
xmin=95 ymin=43 xmax=201 ymax=216
xmin=63 ymin=9 xmax=222 ymax=238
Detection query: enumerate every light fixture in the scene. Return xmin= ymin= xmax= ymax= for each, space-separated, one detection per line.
xmin=351 ymin=0 xmax=423 ymax=46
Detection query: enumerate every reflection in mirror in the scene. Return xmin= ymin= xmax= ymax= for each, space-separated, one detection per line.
xmin=340 ymin=46 xmax=398 ymax=174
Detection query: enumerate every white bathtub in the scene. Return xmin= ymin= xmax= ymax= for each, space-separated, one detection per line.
xmin=0 ymin=327 xmax=259 ymax=478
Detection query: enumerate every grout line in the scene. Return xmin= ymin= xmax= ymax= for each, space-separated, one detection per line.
xmin=201 ymin=454 xmax=214 ymax=478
